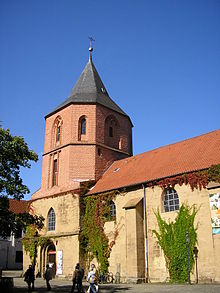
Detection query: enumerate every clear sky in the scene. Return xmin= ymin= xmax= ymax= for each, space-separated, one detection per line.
xmin=0 ymin=0 xmax=219 ymax=199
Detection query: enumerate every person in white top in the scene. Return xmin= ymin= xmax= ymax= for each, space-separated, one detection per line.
xmin=86 ymin=264 xmax=97 ymax=293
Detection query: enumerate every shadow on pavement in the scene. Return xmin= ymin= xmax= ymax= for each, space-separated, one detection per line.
xmin=13 ymin=284 xmax=133 ymax=292
xmin=99 ymin=284 xmax=132 ymax=292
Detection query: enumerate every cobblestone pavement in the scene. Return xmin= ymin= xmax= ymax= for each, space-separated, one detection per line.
xmin=11 ymin=277 xmax=220 ymax=293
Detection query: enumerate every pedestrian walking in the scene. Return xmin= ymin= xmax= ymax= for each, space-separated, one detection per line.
xmin=24 ymin=265 xmax=35 ymax=291
xmin=71 ymin=263 xmax=85 ymax=293
xmin=87 ymin=264 xmax=98 ymax=293
xmin=44 ymin=264 xmax=53 ymax=291
xmin=78 ymin=264 xmax=85 ymax=293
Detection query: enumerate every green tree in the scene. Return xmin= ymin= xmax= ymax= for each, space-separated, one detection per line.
xmin=0 ymin=127 xmax=43 ymax=238
xmin=153 ymin=204 xmax=198 ymax=283
xmin=0 ymin=128 xmax=38 ymax=199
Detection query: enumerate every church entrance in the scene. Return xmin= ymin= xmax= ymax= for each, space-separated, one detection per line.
xmin=47 ymin=243 xmax=56 ymax=278
xmin=41 ymin=241 xmax=56 ymax=278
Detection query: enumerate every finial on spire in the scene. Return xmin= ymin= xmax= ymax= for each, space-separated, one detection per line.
xmin=88 ymin=36 xmax=95 ymax=61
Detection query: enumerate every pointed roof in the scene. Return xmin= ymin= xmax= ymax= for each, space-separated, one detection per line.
xmin=46 ymin=59 xmax=130 ymax=120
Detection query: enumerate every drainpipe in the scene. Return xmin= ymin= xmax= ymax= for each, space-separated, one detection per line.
xmin=142 ymin=184 xmax=148 ymax=282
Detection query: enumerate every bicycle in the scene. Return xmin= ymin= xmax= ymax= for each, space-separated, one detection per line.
xmin=98 ymin=272 xmax=114 ymax=283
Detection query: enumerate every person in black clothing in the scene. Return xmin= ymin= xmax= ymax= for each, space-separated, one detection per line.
xmin=44 ymin=264 xmax=53 ymax=291
xmin=24 ymin=265 xmax=35 ymax=291
xmin=71 ymin=263 xmax=84 ymax=293
xmin=78 ymin=264 xmax=84 ymax=293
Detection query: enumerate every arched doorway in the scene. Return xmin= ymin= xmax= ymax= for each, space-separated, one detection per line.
xmin=47 ymin=243 xmax=56 ymax=278
xmin=41 ymin=241 xmax=56 ymax=278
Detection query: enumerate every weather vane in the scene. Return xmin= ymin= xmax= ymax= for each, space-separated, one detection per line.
xmin=88 ymin=36 xmax=95 ymax=60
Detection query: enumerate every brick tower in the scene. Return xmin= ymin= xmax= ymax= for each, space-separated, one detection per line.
xmin=32 ymin=49 xmax=133 ymax=199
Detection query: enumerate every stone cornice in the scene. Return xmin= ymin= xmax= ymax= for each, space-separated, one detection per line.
xmin=42 ymin=231 xmax=80 ymax=238
xmin=43 ymin=142 xmax=130 ymax=156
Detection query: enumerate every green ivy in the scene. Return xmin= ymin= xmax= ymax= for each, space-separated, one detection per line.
xmin=22 ymin=225 xmax=49 ymax=265
xmin=153 ymin=204 xmax=198 ymax=283
xmin=79 ymin=192 xmax=116 ymax=273
xmin=22 ymin=225 xmax=36 ymax=264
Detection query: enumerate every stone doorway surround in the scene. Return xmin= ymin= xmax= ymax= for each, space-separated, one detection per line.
xmin=40 ymin=241 xmax=56 ymax=277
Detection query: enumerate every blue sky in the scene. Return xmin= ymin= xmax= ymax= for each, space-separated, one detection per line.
xmin=0 ymin=0 xmax=219 ymax=199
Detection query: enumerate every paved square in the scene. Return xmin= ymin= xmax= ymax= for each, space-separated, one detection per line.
xmin=12 ymin=277 xmax=220 ymax=293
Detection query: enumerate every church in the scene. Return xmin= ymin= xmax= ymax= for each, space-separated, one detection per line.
xmin=23 ymin=46 xmax=220 ymax=283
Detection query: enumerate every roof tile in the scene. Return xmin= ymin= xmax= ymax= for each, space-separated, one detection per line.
xmin=88 ymin=129 xmax=220 ymax=195
xmin=9 ymin=199 xmax=29 ymax=214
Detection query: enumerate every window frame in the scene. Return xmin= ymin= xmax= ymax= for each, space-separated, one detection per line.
xmin=56 ymin=125 xmax=61 ymax=142
xmin=53 ymin=116 xmax=63 ymax=147
xmin=52 ymin=159 xmax=58 ymax=186
xmin=163 ymin=188 xmax=179 ymax=212
xmin=48 ymin=208 xmax=56 ymax=231
xmin=109 ymin=200 xmax=116 ymax=220
xmin=80 ymin=117 xmax=86 ymax=135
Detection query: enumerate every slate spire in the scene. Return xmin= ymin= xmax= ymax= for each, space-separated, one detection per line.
xmin=69 ymin=57 xmax=109 ymax=97
xmin=46 ymin=49 xmax=129 ymax=119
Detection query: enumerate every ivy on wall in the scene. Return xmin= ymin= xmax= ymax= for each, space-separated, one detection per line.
xmin=78 ymin=165 xmax=220 ymax=275
xmin=79 ymin=191 xmax=118 ymax=273
xmin=153 ymin=204 xmax=198 ymax=283
xmin=22 ymin=225 xmax=49 ymax=265
xmin=148 ymin=164 xmax=220 ymax=190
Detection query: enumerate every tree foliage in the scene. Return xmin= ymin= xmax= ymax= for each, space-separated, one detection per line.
xmin=0 ymin=128 xmax=38 ymax=199
xmin=153 ymin=204 xmax=198 ymax=283
xmin=0 ymin=127 xmax=41 ymax=238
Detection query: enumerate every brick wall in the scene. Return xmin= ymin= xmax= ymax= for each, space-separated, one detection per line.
xmin=96 ymin=105 xmax=133 ymax=155
xmin=36 ymin=102 xmax=132 ymax=198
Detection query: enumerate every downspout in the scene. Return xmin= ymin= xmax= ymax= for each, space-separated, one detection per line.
xmin=142 ymin=184 xmax=149 ymax=282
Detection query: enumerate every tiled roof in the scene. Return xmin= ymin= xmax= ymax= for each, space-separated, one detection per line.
xmin=46 ymin=59 xmax=131 ymax=121
xmin=9 ymin=199 xmax=29 ymax=214
xmin=88 ymin=129 xmax=220 ymax=195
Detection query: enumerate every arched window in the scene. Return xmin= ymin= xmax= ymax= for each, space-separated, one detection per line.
xmin=109 ymin=126 xmax=113 ymax=137
xmin=104 ymin=115 xmax=120 ymax=149
xmin=81 ymin=117 xmax=86 ymax=135
xmin=163 ymin=189 xmax=179 ymax=212
xmin=78 ymin=116 xmax=87 ymax=141
xmin=52 ymin=116 xmax=63 ymax=147
xmin=56 ymin=125 xmax=61 ymax=142
xmin=109 ymin=200 xmax=116 ymax=220
xmin=52 ymin=159 xmax=58 ymax=186
xmin=48 ymin=208 xmax=55 ymax=231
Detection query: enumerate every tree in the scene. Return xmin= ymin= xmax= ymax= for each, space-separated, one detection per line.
xmin=153 ymin=204 xmax=198 ymax=283
xmin=0 ymin=128 xmax=38 ymax=199
xmin=0 ymin=127 xmax=44 ymax=238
